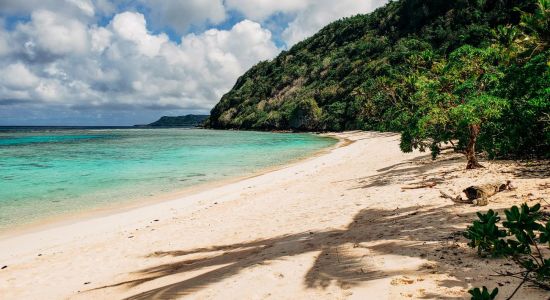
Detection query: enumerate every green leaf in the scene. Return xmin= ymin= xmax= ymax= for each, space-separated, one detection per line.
xmin=468 ymin=286 xmax=498 ymax=300
xmin=530 ymin=203 xmax=541 ymax=212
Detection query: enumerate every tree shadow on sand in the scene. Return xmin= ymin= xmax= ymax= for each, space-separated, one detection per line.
xmin=495 ymin=160 xmax=550 ymax=179
xmin=352 ymin=153 xmax=464 ymax=189
xmin=91 ymin=203 xmax=485 ymax=299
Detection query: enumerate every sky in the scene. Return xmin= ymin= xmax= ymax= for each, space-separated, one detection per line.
xmin=0 ymin=0 xmax=387 ymax=126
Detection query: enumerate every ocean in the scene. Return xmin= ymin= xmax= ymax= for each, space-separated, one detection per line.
xmin=0 ymin=127 xmax=336 ymax=232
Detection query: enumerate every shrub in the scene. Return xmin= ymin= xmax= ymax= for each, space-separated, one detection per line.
xmin=464 ymin=203 xmax=550 ymax=298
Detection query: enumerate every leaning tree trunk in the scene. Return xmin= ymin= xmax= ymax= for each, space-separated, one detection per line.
xmin=465 ymin=124 xmax=484 ymax=169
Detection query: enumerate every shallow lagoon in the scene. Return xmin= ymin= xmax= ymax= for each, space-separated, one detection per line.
xmin=0 ymin=128 xmax=336 ymax=232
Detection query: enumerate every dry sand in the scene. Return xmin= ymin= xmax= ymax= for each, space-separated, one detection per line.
xmin=0 ymin=131 xmax=549 ymax=299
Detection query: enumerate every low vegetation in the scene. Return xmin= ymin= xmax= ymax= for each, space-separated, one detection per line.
xmin=464 ymin=203 xmax=550 ymax=298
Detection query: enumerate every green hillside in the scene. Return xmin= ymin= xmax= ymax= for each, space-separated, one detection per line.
xmin=146 ymin=115 xmax=209 ymax=127
xmin=207 ymin=0 xmax=549 ymax=166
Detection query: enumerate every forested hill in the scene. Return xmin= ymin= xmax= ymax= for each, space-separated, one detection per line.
xmin=145 ymin=115 xmax=208 ymax=127
xmin=207 ymin=0 xmax=549 ymax=163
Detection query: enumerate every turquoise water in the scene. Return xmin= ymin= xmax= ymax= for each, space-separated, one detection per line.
xmin=0 ymin=128 xmax=335 ymax=232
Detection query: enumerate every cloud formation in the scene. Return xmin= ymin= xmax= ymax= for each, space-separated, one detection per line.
xmin=226 ymin=0 xmax=387 ymax=46
xmin=0 ymin=0 xmax=386 ymax=125
xmin=141 ymin=0 xmax=226 ymax=34
xmin=226 ymin=0 xmax=309 ymax=21
xmin=1 ymin=10 xmax=278 ymax=110
xmin=281 ymin=0 xmax=387 ymax=46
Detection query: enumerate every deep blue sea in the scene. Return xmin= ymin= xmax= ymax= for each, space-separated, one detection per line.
xmin=0 ymin=127 xmax=336 ymax=232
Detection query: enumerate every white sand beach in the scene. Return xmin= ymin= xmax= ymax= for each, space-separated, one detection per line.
xmin=0 ymin=131 xmax=548 ymax=299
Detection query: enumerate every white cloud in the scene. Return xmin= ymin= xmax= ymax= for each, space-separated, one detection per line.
xmin=65 ymin=0 xmax=95 ymax=17
xmin=282 ymin=0 xmax=387 ymax=46
xmin=15 ymin=10 xmax=89 ymax=57
xmin=0 ymin=0 xmax=98 ymax=19
xmin=93 ymin=0 xmax=116 ymax=15
xmin=0 ymin=11 xmax=278 ymax=111
xmin=225 ymin=0 xmax=308 ymax=21
xmin=174 ymin=19 xmax=278 ymax=99
xmin=0 ymin=26 xmax=11 ymax=57
xmin=90 ymin=26 xmax=112 ymax=53
xmin=225 ymin=0 xmax=387 ymax=46
xmin=33 ymin=80 xmax=65 ymax=102
xmin=1 ymin=62 xmax=39 ymax=89
xmin=111 ymin=12 xmax=168 ymax=57
xmin=139 ymin=0 xmax=226 ymax=33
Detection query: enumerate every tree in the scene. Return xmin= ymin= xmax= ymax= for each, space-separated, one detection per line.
xmin=516 ymin=0 xmax=549 ymax=49
xmin=401 ymin=45 xmax=509 ymax=169
xmin=451 ymin=94 xmax=509 ymax=169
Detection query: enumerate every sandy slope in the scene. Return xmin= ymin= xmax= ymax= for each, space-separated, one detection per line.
xmin=0 ymin=131 xmax=548 ymax=299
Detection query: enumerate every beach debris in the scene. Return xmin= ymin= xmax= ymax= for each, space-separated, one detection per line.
xmin=401 ymin=181 xmax=437 ymax=190
xmin=440 ymin=180 xmax=515 ymax=206
xmin=391 ymin=276 xmax=415 ymax=285
xmin=1 ymin=265 xmax=6 ymax=269
xmin=84 ymin=282 xmax=91 ymax=285
xmin=440 ymin=190 xmax=463 ymax=203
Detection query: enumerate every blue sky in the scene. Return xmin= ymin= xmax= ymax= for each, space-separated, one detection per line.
xmin=0 ymin=0 xmax=386 ymax=125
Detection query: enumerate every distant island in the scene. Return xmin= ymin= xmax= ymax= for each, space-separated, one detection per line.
xmin=136 ymin=115 xmax=209 ymax=127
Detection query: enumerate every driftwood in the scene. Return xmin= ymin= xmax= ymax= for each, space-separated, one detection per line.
xmin=440 ymin=180 xmax=514 ymax=206
xmin=401 ymin=181 xmax=437 ymax=190
xmin=439 ymin=190 xmax=464 ymax=203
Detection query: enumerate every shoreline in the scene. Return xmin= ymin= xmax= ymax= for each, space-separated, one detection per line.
xmin=1 ymin=131 xmax=547 ymax=299
xmin=0 ymin=133 xmax=344 ymax=241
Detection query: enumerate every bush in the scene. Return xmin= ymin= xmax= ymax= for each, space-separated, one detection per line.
xmin=464 ymin=209 xmax=508 ymax=257
xmin=464 ymin=203 xmax=550 ymax=298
